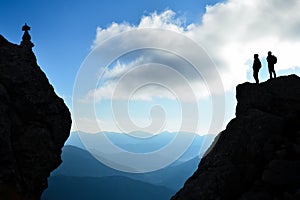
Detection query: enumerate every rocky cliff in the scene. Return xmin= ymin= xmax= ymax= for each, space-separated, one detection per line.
xmin=0 ymin=34 xmax=71 ymax=199
xmin=172 ymin=75 xmax=300 ymax=200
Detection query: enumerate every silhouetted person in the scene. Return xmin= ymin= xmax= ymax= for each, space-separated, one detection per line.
xmin=266 ymin=51 xmax=277 ymax=79
xmin=252 ymin=54 xmax=261 ymax=84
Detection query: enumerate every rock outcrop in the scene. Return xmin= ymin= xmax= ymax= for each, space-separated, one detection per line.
xmin=0 ymin=34 xmax=71 ymax=199
xmin=172 ymin=75 xmax=300 ymax=200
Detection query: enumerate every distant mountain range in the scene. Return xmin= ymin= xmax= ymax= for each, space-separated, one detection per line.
xmin=43 ymin=175 xmax=175 ymax=200
xmin=65 ymin=131 xmax=215 ymax=163
xmin=42 ymin=132 xmax=215 ymax=200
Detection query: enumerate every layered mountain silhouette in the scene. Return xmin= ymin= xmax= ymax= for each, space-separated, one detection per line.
xmin=172 ymin=75 xmax=300 ymax=200
xmin=0 ymin=34 xmax=71 ymax=199
xmin=42 ymin=133 xmax=215 ymax=200
xmin=44 ymin=175 xmax=174 ymax=200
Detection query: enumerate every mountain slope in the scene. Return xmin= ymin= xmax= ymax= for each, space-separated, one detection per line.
xmin=49 ymin=145 xmax=204 ymax=191
xmin=42 ymin=175 xmax=175 ymax=200
xmin=0 ymin=33 xmax=71 ymax=199
xmin=172 ymin=75 xmax=300 ymax=200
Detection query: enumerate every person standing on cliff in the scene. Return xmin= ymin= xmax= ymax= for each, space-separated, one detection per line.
xmin=252 ymin=54 xmax=261 ymax=84
xmin=266 ymin=51 xmax=277 ymax=79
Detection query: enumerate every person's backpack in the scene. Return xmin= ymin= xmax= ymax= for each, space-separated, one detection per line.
xmin=273 ymin=55 xmax=277 ymax=64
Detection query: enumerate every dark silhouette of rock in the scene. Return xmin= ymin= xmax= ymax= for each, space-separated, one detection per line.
xmin=252 ymin=54 xmax=261 ymax=84
xmin=172 ymin=75 xmax=300 ymax=200
xmin=20 ymin=23 xmax=34 ymax=49
xmin=267 ymin=51 xmax=277 ymax=79
xmin=0 ymin=32 xmax=71 ymax=199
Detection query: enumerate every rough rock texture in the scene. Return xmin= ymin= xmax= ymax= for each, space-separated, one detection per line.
xmin=172 ymin=75 xmax=300 ymax=200
xmin=0 ymin=35 xmax=71 ymax=199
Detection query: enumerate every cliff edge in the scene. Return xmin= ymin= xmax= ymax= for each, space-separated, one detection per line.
xmin=0 ymin=34 xmax=71 ymax=199
xmin=172 ymin=75 xmax=300 ymax=200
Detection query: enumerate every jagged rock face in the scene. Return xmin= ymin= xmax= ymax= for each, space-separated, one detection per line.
xmin=0 ymin=35 xmax=71 ymax=199
xmin=172 ymin=75 xmax=300 ymax=200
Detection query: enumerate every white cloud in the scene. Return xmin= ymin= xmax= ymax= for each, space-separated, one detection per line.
xmin=138 ymin=10 xmax=185 ymax=31
xmin=92 ymin=10 xmax=185 ymax=48
xmin=89 ymin=0 xmax=300 ymax=102
xmin=86 ymin=54 xmax=212 ymax=102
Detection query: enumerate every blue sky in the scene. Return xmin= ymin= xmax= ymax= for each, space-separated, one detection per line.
xmin=0 ymin=0 xmax=220 ymax=99
xmin=1 ymin=0 xmax=300 ymax=134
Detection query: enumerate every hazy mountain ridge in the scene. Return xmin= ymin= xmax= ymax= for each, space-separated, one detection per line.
xmin=48 ymin=145 xmax=203 ymax=190
xmin=42 ymin=132 xmax=215 ymax=199
xmin=65 ymin=131 xmax=215 ymax=161
xmin=42 ymin=175 xmax=176 ymax=200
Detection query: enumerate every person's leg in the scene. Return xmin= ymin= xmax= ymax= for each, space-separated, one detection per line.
xmin=268 ymin=67 xmax=273 ymax=79
xmin=273 ymin=70 xmax=276 ymax=78
xmin=254 ymin=71 xmax=259 ymax=84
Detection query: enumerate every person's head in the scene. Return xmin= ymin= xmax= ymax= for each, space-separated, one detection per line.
xmin=254 ymin=54 xmax=259 ymax=59
xmin=268 ymin=51 xmax=272 ymax=56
